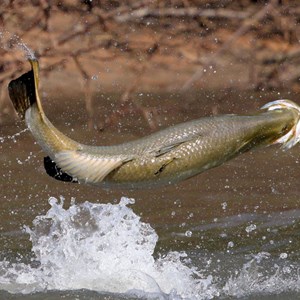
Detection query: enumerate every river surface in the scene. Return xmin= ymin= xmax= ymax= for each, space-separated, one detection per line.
xmin=0 ymin=90 xmax=300 ymax=299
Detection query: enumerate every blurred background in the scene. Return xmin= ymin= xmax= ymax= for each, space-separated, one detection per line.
xmin=0 ymin=0 xmax=300 ymax=128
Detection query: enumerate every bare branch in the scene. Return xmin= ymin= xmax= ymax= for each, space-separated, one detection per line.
xmin=181 ymin=0 xmax=278 ymax=91
xmin=115 ymin=7 xmax=251 ymax=23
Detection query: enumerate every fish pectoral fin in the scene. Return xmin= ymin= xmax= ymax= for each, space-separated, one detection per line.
xmin=54 ymin=151 xmax=129 ymax=183
xmin=151 ymin=135 xmax=197 ymax=157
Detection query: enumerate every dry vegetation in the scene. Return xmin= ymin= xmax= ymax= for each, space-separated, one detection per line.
xmin=0 ymin=0 xmax=300 ymax=127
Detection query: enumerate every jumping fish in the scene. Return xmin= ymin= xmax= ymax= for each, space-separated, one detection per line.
xmin=8 ymin=59 xmax=300 ymax=189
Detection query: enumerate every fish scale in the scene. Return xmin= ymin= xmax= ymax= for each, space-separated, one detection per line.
xmin=8 ymin=59 xmax=300 ymax=189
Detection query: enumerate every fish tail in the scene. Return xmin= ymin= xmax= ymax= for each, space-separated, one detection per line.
xmin=261 ymin=99 xmax=300 ymax=149
xmin=8 ymin=59 xmax=42 ymax=119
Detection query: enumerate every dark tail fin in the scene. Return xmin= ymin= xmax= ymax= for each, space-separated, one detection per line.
xmin=8 ymin=59 xmax=39 ymax=119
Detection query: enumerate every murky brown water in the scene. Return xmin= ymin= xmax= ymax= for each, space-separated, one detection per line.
xmin=1 ymin=90 xmax=300 ymax=299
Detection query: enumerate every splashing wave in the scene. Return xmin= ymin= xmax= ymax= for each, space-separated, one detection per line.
xmin=1 ymin=197 xmax=300 ymax=299
xmin=0 ymin=197 xmax=217 ymax=299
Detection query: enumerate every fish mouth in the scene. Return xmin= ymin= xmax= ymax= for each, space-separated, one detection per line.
xmin=261 ymin=99 xmax=300 ymax=149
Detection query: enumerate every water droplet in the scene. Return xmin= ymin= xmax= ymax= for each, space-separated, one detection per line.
xmin=245 ymin=224 xmax=256 ymax=233
xmin=185 ymin=230 xmax=192 ymax=237
xmin=280 ymin=253 xmax=288 ymax=259
xmin=227 ymin=241 xmax=234 ymax=248
xmin=221 ymin=202 xmax=227 ymax=210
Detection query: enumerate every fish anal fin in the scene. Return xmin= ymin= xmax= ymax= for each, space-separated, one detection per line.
xmin=44 ymin=156 xmax=78 ymax=183
xmin=54 ymin=151 xmax=129 ymax=184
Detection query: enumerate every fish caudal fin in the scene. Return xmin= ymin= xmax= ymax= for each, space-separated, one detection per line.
xmin=8 ymin=59 xmax=41 ymax=119
xmin=261 ymin=99 xmax=300 ymax=149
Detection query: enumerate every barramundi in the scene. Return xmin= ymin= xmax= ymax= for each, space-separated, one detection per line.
xmin=8 ymin=59 xmax=300 ymax=189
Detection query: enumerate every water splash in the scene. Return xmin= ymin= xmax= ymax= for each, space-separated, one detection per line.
xmin=1 ymin=197 xmax=300 ymax=299
xmin=0 ymin=30 xmax=36 ymax=60
xmin=0 ymin=197 xmax=217 ymax=299
xmin=0 ymin=128 xmax=29 ymax=144
xmin=0 ymin=128 xmax=38 ymax=164
xmin=224 ymin=253 xmax=300 ymax=298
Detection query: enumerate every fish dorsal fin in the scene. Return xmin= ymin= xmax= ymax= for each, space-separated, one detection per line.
xmin=54 ymin=151 xmax=130 ymax=183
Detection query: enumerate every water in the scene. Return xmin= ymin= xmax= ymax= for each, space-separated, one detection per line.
xmin=1 ymin=91 xmax=300 ymax=299
xmin=0 ymin=197 xmax=215 ymax=299
xmin=1 ymin=37 xmax=300 ymax=299
xmin=1 ymin=196 xmax=300 ymax=299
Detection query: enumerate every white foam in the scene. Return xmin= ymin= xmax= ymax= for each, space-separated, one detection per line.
xmin=1 ymin=197 xmax=300 ymax=299
xmin=0 ymin=197 xmax=218 ymax=299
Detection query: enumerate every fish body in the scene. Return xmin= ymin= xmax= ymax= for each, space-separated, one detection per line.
xmin=8 ymin=60 xmax=300 ymax=189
